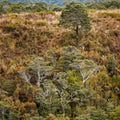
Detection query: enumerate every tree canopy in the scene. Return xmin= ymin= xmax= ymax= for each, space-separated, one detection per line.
xmin=60 ymin=2 xmax=91 ymax=45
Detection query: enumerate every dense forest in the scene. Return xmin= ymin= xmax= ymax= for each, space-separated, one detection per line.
xmin=0 ymin=0 xmax=120 ymax=13
xmin=0 ymin=0 xmax=120 ymax=120
xmin=0 ymin=0 xmax=102 ymax=6
xmin=0 ymin=0 xmax=120 ymax=6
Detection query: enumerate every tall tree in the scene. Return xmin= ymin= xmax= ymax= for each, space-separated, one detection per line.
xmin=60 ymin=2 xmax=91 ymax=46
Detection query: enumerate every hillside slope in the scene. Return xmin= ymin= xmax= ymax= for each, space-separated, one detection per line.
xmin=1 ymin=10 xmax=119 ymax=74
xmin=0 ymin=10 xmax=120 ymax=119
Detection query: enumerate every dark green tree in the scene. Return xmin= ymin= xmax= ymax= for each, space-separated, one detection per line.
xmin=8 ymin=3 xmax=24 ymax=13
xmin=0 ymin=0 xmax=10 ymax=13
xmin=0 ymin=101 xmax=19 ymax=120
xmin=31 ymin=2 xmax=48 ymax=12
xmin=106 ymin=54 xmax=116 ymax=76
xmin=60 ymin=2 xmax=91 ymax=46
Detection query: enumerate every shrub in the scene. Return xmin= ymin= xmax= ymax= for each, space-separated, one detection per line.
xmin=86 ymin=0 xmax=120 ymax=9
xmin=3 ymin=23 xmax=20 ymax=32
xmin=60 ymin=31 xmax=76 ymax=46
xmin=35 ymin=21 xmax=48 ymax=27
xmin=99 ymin=12 xmax=120 ymax=21
xmin=2 ymin=79 xmax=16 ymax=96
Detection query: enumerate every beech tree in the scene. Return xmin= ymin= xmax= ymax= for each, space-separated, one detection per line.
xmin=60 ymin=2 xmax=91 ymax=45
xmin=70 ymin=59 xmax=99 ymax=84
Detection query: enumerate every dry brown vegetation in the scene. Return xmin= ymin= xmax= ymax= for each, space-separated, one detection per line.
xmin=0 ymin=9 xmax=120 ymax=119
xmin=0 ymin=10 xmax=120 ymax=77
xmin=88 ymin=9 xmax=120 ymax=71
xmin=0 ymin=12 xmax=63 ymax=75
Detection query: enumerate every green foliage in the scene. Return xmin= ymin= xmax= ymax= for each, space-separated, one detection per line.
xmin=7 ymin=3 xmax=24 ymax=13
xmin=103 ymin=0 xmax=120 ymax=9
xmin=52 ymin=6 xmax=63 ymax=11
xmin=0 ymin=1 xmax=48 ymax=13
xmin=60 ymin=2 xmax=91 ymax=31
xmin=86 ymin=1 xmax=106 ymax=10
xmin=60 ymin=2 xmax=91 ymax=45
xmin=86 ymin=0 xmax=120 ymax=9
xmin=87 ymin=107 xmax=108 ymax=120
xmin=58 ymin=46 xmax=82 ymax=71
xmin=17 ymin=46 xmax=100 ymax=118
xmin=67 ymin=70 xmax=81 ymax=84
xmin=106 ymin=54 xmax=116 ymax=76
xmin=31 ymin=2 xmax=48 ymax=12
xmin=70 ymin=59 xmax=99 ymax=84
xmin=97 ymin=71 xmax=109 ymax=83
xmin=0 ymin=101 xmax=19 ymax=120
xmin=0 ymin=0 xmax=10 ymax=13
xmin=110 ymin=106 xmax=120 ymax=120
xmin=75 ymin=114 xmax=92 ymax=120
xmin=2 ymin=80 xmax=16 ymax=96
xmin=0 ymin=7 xmax=120 ymax=120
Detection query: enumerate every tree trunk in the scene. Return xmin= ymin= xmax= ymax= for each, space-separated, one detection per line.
xmin=2 ymin=107 xmax=5 ymax=120
xmin=75 ymin=26 xmax=79 ymax=46
xmin=69 ymin=102 xmax=77 ymax=118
